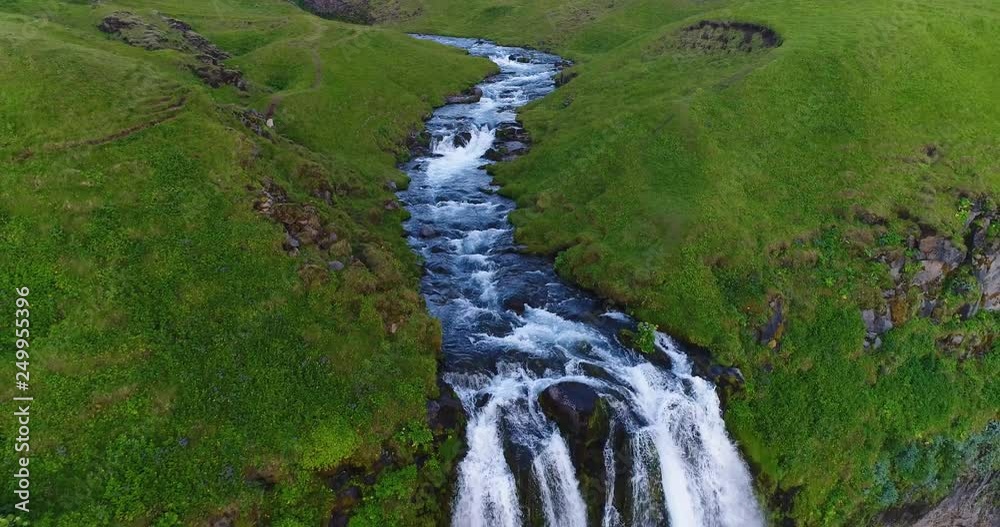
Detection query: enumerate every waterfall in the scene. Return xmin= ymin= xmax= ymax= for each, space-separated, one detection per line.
xmin=401 ymin=35 xmax=764 ymax=527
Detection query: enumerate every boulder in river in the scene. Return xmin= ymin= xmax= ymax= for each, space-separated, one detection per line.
xmin=445 ymin=87 xmax=483 ymax=104
xmin=452 ymin=131 xmax=473 ymax=148
xmin=538 ymin=382 xmax=605 ymax=436
xmin=538 ymin=381 xmax=611 ymax=524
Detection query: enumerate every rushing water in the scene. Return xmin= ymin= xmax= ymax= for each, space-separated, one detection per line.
xmin=400 ymin=35 xmax=764 ymax=527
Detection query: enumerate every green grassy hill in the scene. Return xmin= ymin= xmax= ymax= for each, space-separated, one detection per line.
xmin=0 ymin=1 xmax=492 ymax=525
xmin=371 ymin=0 xmax=1000 ymax=524
xmin=2 ymin=0 xmax=997 ymax=525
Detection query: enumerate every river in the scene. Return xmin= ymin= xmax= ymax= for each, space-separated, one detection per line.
xmin=399 ymin=35 xmax=764 ymax=527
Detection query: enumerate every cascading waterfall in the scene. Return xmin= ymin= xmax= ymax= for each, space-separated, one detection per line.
xmin=400 ymin=35 xmax=764 ymax=527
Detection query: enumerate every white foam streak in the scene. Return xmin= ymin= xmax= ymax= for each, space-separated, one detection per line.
xmin=533 ymin=432 xmax=589 ymax=527
xmin=453 ymin=400 xmax=523 ymax=527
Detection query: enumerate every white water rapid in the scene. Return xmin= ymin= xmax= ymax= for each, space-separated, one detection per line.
xmin=400 ymin=35 xmax=765 ymax=527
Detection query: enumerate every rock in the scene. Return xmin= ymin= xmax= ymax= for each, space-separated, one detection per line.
xmin=853 ymin=206 xmax=888 ymax=226
xmin=502 ymin=141 xmax=528 ymax=155
xmin=889 ymin=256 xmax=906 ymax=282
xmin=327 ymin=260 xmax=344 ymax=272
xmin=913 ymin=260 xmax=946 ymax=287
xmin=495 ymin=123 xmax=529 ymax=142
xmin=209 ymin=513 xmax=236 ymax=527
xmin=973 ymin=243 xmax=1000 ymax=311
xmin=235 ymin=108 xmax=272 ymax=139
xmin=502 ymin=292 xmax=531 ymax=315
xmin=98 ymin=12 xmax=142 ymax=34
xmin=318 ymin=231 xmax=338 ymax=250
xmin=427 ymin=386 xmax=465 ymax=434
xmin=538 ymin=382 xmax=603 ymax=436
xmin=554 ymin=70 xmax=578 ymax=87
xmin=283 ymin=233 xmax=301 ymax=251
xmin=245 ymin=468 xmax=277 ymax=491
xmin=509 ymin=54 xmax=532 ymax=63
xmin=538 ymin=381 xmax=610 ymax=524
xmin=709 ymin=365 xmax=745 ymax=390
xmin=862 ymin=308 xmax=893 ymax=335
xmin=919 ymin=236 xmax=965 ymax=266
xmin=912 ymin=235 xmax=966 ymax=287
xmin=300 ymin=0 xmax=374 ymax=24
xmin=884 ymin=473 xmax=999 ymax=527
xmin=757 ymin=296 xmax=784 ymax=348
xmin=419 ymin=225 xmax=436 ymax=238
xmin=384 ymin=200 xmax=399 ymax=211
xmin=484 ymin=148 xmax=503 ymax=162
xmin=445 ymin=87 xmax=483 ymax=104
xmin=452 ymin=131 xmax=473 ymax=148
xmin=190 ymin=63 xmax=247 ymax=90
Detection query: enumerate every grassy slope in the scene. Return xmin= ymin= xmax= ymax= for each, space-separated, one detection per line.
xmin=380 ymin=0 xmax=1000 ymax=523
xmin=0 ymin=0 xmax=492 ymax=525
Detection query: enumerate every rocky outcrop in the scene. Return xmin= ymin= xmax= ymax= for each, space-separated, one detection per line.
xmin=234 ymin=108 xmax=273 ymax=140
xmin=485 ymin=122 xmax=533 ymax=162
xmin=252 ymin=178 xmax=339 ymax=256
xmin=538 ymin=382 xmax=605 ymax=437
xmin=970 ymin=216 xmax=1000 ymax=310
xmin=445 ymin=87 xmax=483 ymax=104
xmin=538 ymin=382 xmax=610 ymax=524
xmin=452 ymin=131 xmax=473 ymax=148
xmin=98 ymin=12 xmax=246 ymax=90
xmin=912 ymin=236 xmax=966 ymax=287
xmin=883 ymin=472 xmax=998 ymax=527
xmin=862 ymin=306 xmax=894 ymax=349
xmin=299 ymin=0 xmax=374 ymax=24
xmin=849 ymin=198 xmax=1000 ymax=355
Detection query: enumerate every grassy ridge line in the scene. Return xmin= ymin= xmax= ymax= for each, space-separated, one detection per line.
xmin=0 ymin=0 xmax=493 ymax=524
xmin=376 ymin=0 xmax=1000 ymax=523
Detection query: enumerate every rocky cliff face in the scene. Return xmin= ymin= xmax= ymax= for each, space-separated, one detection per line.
xmin=859 ymin=197 xmax=998 ymax=355
xmin=886 ymin=472 xmax=998 ymax=527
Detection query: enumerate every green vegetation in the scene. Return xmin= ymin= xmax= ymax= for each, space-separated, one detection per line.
xmin=635 ymin=321 xmax=657 ymax=354
xmin=0 ymin=0 xmax=492 ymax=524
xmin=372 ymin=0 xmax=1000 ymax=523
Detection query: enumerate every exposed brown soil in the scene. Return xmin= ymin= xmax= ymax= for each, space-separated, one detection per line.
xmin=679 ymin=20 xmax=782 ymax=53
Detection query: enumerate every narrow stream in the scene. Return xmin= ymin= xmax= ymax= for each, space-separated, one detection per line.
xmin=399 ymin=35 xmax=764 ymax=527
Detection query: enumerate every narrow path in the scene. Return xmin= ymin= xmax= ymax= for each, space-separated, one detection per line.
xmin=14 ymin=95 xmax=187 ymax=161
xmin=264 ymin=17 xmax=339 ymax=118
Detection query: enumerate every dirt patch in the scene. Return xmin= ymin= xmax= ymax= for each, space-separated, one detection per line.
xmin=299 ymin=0 xmax=374 ymax=24
xmin=679 ymin=20 xmax=781 ymax=53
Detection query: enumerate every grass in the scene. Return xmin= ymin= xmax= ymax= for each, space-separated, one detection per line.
xmin=374 ymin=0 xmax=1000 ymax=523
xmin=0 ymin=0 xmax=492 ymax=524
xmin=2 ymin=0 xmax=997 ymax=524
